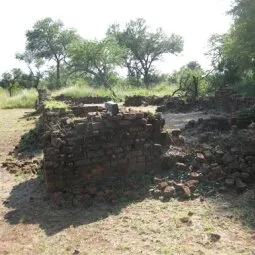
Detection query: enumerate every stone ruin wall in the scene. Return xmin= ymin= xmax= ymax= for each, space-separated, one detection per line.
xmin=125 ymin=88 xmax=255 ymax=113
xmin=54 ymin=95 xmax=112 ymax=106
xmin=37 ymin=87 xmax=255 ymax=114
xmin=38 ymin=87 xmax=255 ymax=196
xmin=42 ymin=105 xmax=169 ymax=195
xmin=215 ymin=87 xmax=255 ymax=113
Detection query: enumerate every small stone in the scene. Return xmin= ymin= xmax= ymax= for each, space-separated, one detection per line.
xmin=157 ymin=181 xmax=168 ymax=190
xmin=240 ymin=172 xmax=250 ymax=181
xmin=180 ymin=217 xmax=191 ymax=224
xmin=189 ymin=172 xmax=201 ymax=180
xmin=185 ymin=180 xmax=199 ymax=192
xmin=153 ymin=189 xmax=162 ymax=198
xmin=171 ymin=129 xmax=181 ymax=137
xmin=187 ymin=120 xmax=196 ymax=128
xmin=105 ymin=101 xmax=119 ymax=116
xmin=215 ymin=150 xmax=224 ymax=157
xmin=154 ymin=176 xmax=163 ymax=184
xmin=158 ymin=196 xmax=165 ymax=201
xmin=163 ymin=186 xmax=175 ymax=198
xmin=180 ymin=185 xmax=191 ymax=198
xmin=235 ymin=178 xmax=247 ymax=191
xmin=196 ymin=152 xmax=205 ymax=161
xmin=175 ymin=162 xmax=186 ymax=170
xmin=204 ymin=150 xmax=213 ymax=160
xmin=222 ymin=153 xmax=235 ymax=165
xmin=225 ymin=178 xmax=235 ymax=187
xmin=188 ymin=211 xmax=194 ymax=217
xmin=209 ymin=233 xmax=221 ymax=242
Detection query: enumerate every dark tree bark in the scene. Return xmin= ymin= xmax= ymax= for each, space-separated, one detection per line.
xmin=56 ymin=59 xmax=61 ymax=88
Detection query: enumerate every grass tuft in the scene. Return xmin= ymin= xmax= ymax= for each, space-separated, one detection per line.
xmin=0 ymin=83 xmax=177 ymax=109
xmin=44 ymin=100 xmax=69 ymax=110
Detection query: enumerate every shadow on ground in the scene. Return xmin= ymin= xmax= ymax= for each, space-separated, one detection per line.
xmin=3 ymin=175 xmax=154 ymax=236
xmin=4 ymin=172 xmax=255 ymax=237
xmin=13 ymin=118 xmax=43 ymax=160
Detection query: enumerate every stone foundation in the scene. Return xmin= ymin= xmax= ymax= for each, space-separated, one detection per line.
xmin=54 ymin=95 xmax=111 ymax=106
xmin=42 ymin=106 xmax=170 ymax=195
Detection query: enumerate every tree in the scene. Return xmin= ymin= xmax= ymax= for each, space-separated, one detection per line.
xmin=16 ymin=50 xmax=45 ymax=91
xmin=68 ymin=37 xmax=125 ymax=89
xmin=108 ymin=18 xmax=184 ymax=86
xmin=172 ymin=61 xmax=205 ymax=99
xmin=228 ymin=0 xmax=255 ymax=73
xmin=206 ymin=0 xmax=255 ymax=94
xmin=0 ymin=69 xmax=24 ymax=96
xmin=207 ymin=33 xmax=241 ymax=86
xmin=25 ymin=17 xmax=78 ymax=88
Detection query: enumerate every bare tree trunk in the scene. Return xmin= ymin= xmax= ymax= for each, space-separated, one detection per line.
xmin=143 ymin=69 xmax=149 ymax=88
xmin=8 ymin=88 xmax=12 ymax=97
xmin=8 ymin=83 xmax=14 ymax=97
xmin=56 ymin=60 xmax=60 ymax=88
xmin=193 ymin=76 xmax=199 ymax=99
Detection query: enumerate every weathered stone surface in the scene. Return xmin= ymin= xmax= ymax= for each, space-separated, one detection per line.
xmin=171 ymin=129 xmax=181 ymax=137
xmin=105 ymin=101 xmax=119 ymax=116
xmin=163 ymin=186 xmax=175 ymax=198
xmin=42 ymin=107 xmax=169 ymax=199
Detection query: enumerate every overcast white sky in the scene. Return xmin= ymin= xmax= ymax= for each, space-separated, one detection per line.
xmin=0 ymin=0 xmax=232 ymax=75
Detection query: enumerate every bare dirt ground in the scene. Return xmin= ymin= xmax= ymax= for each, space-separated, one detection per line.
xmin=162 ymin=111 xmax=225 ymax=130
xmin=1 ymin=109 xmax=255 ymax=255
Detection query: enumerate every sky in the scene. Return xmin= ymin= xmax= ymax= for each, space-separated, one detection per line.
xmin=0 ymin=0 xmax=232 ymax=75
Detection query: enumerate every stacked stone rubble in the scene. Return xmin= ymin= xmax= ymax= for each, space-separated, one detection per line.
xmin=215 ymin=87 xmax=255 ymax=113
xmin=43 ymin=108 xmax=169 ymax=195
xmin=54 ymin=95 xmax=111 ymax=106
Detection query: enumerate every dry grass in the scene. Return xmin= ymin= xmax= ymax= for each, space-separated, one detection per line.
xmin=0 ymin=109 xmax=255 ymax=255
xmin=0 ymin=90 xmax=38 ymax=109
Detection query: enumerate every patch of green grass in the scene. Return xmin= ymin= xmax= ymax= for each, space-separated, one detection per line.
xmin=53 ymin=83 xmax=177 ymax=101
xmin=52 ymin=86 xmax=115 ymax=99
xmin=44 ymin=100 xmax=69 ymax=110
xmin=0 ymin=89 xmax=38 ymax=109
xmin=116 ymin=243 xmax=131 ymax=251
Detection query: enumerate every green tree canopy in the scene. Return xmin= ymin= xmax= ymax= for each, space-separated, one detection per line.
xmin=0 ymin=68 xmax=29 ymax=96
xmin=25 ymin=17 xmax=78 ymax=88
xmin=68 ymin=37 xmax=125 ymax=89
xmin=108 ymin=18 xmax=184 ymax=86
xmin=16 ymin=50 xmax=45 ymax=91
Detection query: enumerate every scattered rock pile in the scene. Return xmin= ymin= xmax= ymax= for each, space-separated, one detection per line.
xmin=124 ymin=95 xmax=166 ymax=106
xmin=150 ymin=175 xmax=199 ymax=201
xmin=2 ymin=157 xmax=41 ymax=174
xmin=157 ymin=97 xmax=215 ymax=113
xmin=215 ymin=87 xmax=255 ymax=112
xmin=183 ymin=120 xmax=255 ymax=192
xmin=185 ymin=116 xmax=231 ymax=131
xmin=232 ymin=105 xmax=255 ymax=128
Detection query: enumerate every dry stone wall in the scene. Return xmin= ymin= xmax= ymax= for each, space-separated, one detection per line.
xmin=54 ymin=95 xmax=111 ymax=106
xmin=42 ymin=106 xmax=170 ymax=195
xmin=215 ymin=87 xmax=255 ymax=113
